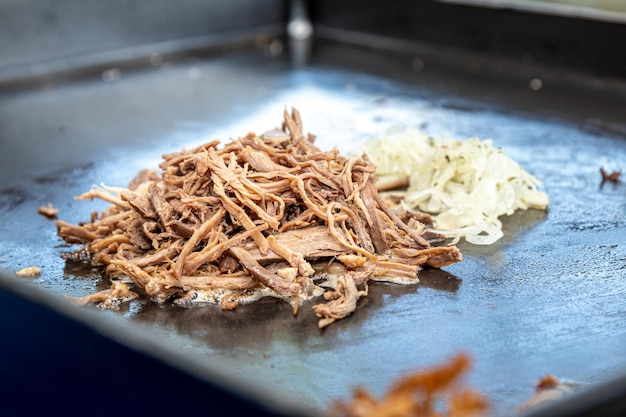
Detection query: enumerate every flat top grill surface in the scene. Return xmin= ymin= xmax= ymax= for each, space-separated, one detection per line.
xmin=1 ymin=41 xmax=625 ymax=417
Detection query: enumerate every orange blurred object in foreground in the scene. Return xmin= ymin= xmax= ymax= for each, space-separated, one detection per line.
xmin=328 ymin=353 xmax=489 ymax=417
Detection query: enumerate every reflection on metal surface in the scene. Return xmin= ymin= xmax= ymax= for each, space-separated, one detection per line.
xmin=416 ymin=267 xmax=462 ymax=292
xmin=288 ymin=0 xmax=314 ymax=66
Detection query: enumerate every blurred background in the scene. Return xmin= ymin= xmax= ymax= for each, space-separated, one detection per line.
xmin=521 ymin=0 xmax=626 ymax=12
xmin=1 ymin=0 xmax=625 ymax=88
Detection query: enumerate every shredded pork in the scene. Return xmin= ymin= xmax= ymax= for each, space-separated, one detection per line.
xmin=56 ymin=108 xmax=462 ymax=328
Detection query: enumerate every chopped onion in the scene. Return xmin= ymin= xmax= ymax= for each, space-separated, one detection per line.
xmin=358 ymin=125 xmax=549 ymax=245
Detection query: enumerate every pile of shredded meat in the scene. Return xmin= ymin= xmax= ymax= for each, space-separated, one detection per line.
xmin=56 ymin=108 xmax=462 ymax=328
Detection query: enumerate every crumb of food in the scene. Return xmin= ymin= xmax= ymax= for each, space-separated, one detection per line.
xmin=15 ymin=266 xmax=41 ymax=277
xmin=328 ymin=353 xmax=489 ymax=417
xmin=600 ymin=167 xmax=621 ymax=184
xmin=65 ymin=281 xmax=138 ymax=311
xmin=519 ymin=374 xmax=576 ymax=410
xmin=535 ymin=374 xmax=560 ymax=392
xmin=37 ymin=203 xmax=59 ymax=219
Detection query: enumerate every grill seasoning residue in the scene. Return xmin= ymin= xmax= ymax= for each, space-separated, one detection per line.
xmin=55 ymin=108 xmax=461 ymax=328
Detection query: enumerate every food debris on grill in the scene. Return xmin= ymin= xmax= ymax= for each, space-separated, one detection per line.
xmin=15 ymin=266 xmax=41 ymax=277
xmin=518 ymin=374 xmax=577 ymax=411
xmin=328 ymin=353 xmax=489 ymax=417
xmin=66 ymin=281 xmax=138 ymax=311
xmin=600 ymin=167 xmax=622 ymax=185
xmin=54 ymin=108 xmax=462 ymax=328
xmin=37 ymin=203 xmax=59 ymax=219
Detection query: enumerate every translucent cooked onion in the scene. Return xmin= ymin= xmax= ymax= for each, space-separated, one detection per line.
xmin=358 ymin=125 xmax=549 ymax=245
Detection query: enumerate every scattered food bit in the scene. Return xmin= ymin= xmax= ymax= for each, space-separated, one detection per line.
xmin=600 ymin=167 xmax=621 ymax=185
xmin=15 ymin=266 xmax=41 ymax=277
xmin=54 ymin=108 xmax=461 ymax=328
xmin=328 ymin=353 xmax=488 ymax=417
xmin=357 ymin=126 xmax=549 ymax=245
xmin=65 ymin=281 xmax=138 ymax=311
xmin=519 ymin=374 xmax=576 ymax=411
xmin=37 ymin=203 xmax=59 ymax=219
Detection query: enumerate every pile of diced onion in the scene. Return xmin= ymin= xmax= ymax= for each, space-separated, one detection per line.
xmin=358 ymin=125 xmax=549 ymax=245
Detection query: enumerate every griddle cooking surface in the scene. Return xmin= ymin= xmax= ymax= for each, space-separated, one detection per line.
xmin=1 ymin=44 xmax=625 ymax=417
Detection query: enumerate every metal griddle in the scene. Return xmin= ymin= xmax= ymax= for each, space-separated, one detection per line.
xmin=1 ymin=1 xmax=625 ymax=416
